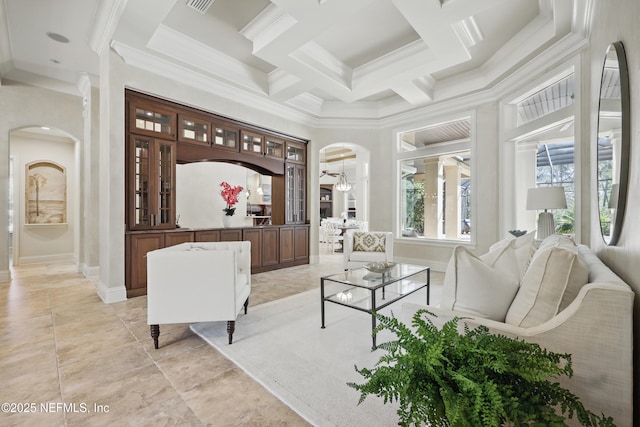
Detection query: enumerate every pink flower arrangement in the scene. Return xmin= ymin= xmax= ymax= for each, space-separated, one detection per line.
xmin=220 ymin=181 xmax=244 ymax=216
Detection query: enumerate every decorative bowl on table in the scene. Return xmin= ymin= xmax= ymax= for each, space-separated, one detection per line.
xmin=363 ymin=262 xmax=396 ymax=274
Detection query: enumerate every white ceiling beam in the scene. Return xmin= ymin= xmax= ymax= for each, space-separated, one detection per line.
xmin=148 ymin=25 xmax=268 ymax=95
xmin=392 ymin=76 xmax=435 ymax=106
xmin=268 ymin=68 xmax=315 ymax=101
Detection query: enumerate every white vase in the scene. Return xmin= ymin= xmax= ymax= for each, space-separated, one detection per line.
xmin=222 ymin=215 xmax=232 ymax=228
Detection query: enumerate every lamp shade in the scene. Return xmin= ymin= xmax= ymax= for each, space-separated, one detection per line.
xmin=526 ymin=187 xmax=567 ymax=210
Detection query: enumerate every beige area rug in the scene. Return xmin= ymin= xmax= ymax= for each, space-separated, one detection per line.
xmin=191 ymin=281 xmax=442 ymax=427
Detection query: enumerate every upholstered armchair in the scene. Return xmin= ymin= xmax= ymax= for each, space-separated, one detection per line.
xmin=343 ymin=231 xmax=394 ymax=270
xmin=147 ymin=241 xmax=251 ymax=348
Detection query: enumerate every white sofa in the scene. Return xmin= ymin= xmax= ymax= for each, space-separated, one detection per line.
xmin=343 ymin=231 xmax=394 ymax=270
xmin=147 ymin=241 xmax=251 ymax=348
xmin=402 ymin=235 xmax=633 ymax=426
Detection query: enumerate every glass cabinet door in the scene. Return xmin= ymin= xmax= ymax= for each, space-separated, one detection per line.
xmin=128 ymin=136 xmax=175 ymax=230
xmin=265 ymin=137 xmax=284 ymax=159
xmin=241 ymin=130 xmax=264 ymax=155
xmin=131 ymin=103 xmax=176 ymax=139
xmin=295 ymin=165 xmax=306 ymax=223
xmin=286 ymin=141 xmax=306 ymax=164
xmin=284 ymin=164 xmax=305 ymax=224
xmin=132 ymin=136 xmax=151 ymax=228
xmin=178 ymin=115 xmax=209 ymax=145
xmin=157 ymin=140 xmax=175 ymax=228
xmin=213 ymin=124 xmax=238 ymax=151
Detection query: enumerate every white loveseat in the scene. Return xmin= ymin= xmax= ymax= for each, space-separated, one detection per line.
xmin=343 ymin=231 xmax=394 ymax=270
xmin=147 ymin=241 xmax=251 ymax=348
xmin=402 ymin=234 xmax=633 ymax=426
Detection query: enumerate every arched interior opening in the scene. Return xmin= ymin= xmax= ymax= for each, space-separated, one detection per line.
xmin=9 ymin=126 xmax=79 ymax=267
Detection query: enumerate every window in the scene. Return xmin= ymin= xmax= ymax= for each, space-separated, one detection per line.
xmin=398 ymin=118 xmax=472 ymax=241
xmin=536 ymin=141 xmax=575 ymax=234
xmin=516 ymin=74 xmax=574 ymax=125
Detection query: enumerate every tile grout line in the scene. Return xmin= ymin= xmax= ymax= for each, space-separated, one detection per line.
xmin=48 ymin=279 xmax=67 ymax=427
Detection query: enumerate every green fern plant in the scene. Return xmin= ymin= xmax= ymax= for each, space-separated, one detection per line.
xmin=347 ymin=309 xmax=615 ymax=427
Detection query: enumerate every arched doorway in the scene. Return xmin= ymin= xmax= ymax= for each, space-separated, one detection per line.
xmin=9 ymin=126 xmax=80 ymax=267
xmin=318 ymin=143 xmax=370 ymax=253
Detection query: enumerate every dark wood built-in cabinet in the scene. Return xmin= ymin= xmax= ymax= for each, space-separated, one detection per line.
xmin=124 ymin=90 xmax=309 ymax=297
xmin=127 ymin=135 xmax=176 ymax=230
xmin=125 ymin=225 xmax=308 ymax=298
xmin=320 ymin=185 xmax=333 ymax=218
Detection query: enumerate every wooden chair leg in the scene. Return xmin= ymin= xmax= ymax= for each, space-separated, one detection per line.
xmin=150 ymin=324 xmax=160 ymax=349
xmin=244 ymin=297 xmax=249 ymax=314
xmin=227 ymin=320 xmax=235 ymax=344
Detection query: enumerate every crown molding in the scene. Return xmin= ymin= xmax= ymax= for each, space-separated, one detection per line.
xmin=89 ymin=0 xmax=129 ymax=54
xmin=0 ymin=0 xmax=12 ymax=76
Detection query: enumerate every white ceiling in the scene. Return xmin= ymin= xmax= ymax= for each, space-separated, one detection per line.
xmin=0 ymin=0 xmax=590 ymax=121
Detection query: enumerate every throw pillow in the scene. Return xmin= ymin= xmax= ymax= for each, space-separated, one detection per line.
xmin=535 ymin=235 xmax=588 ymax=312
xmin=440 ymin=244 xmax=521 ymax=322
xmin=489 ymin=232 xmax=537 ymax=280
xmin=537 ymin=234 xmax=577 ymax=251
xmin=353 ymin=232 xmax=386 ymax=252
xmin=505 ymin=245 xmax=588 ymax=327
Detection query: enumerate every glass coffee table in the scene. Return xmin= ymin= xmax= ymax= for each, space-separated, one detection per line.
xmin=321 ymin=263 xmax=430 ymax=350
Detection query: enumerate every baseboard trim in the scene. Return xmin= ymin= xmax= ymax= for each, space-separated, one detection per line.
xmin=18 ymin=253 xmax=74 ymax=265
xmin=0 ymin=270 xmax=10 ymax=283
xmin=97 ymin=282 xmax=127 ymax=304
xmin=81 ymin=264 xmax=100 ymax=279
xmin=393 ymin=256 xmax=448 ymax=272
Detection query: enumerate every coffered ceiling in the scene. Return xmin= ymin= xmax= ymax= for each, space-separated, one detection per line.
xmin=0 ymin=0 xmax=591 ymax=121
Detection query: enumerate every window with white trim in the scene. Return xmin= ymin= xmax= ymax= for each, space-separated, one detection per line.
xmin=398 ymin=117 xmax=472 ymax=242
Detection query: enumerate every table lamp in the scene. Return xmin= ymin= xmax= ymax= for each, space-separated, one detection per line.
xmin=526 ymin=187 xmax=567 ymax=240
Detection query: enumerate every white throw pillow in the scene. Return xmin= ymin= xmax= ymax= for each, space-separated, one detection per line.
xmin=505 ymin=245 xmax=588 ymax=327
xmin=352 ymin=232 xmax=386 ymax=252
xmin=536 ymin=235 xmax=588 ymax=312
xmin=440 ymin=244 xmax=521 ymax=321
xmin=489 ymin=232 xmax=537 ymax=280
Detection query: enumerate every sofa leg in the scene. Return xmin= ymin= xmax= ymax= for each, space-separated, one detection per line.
xmin=227 ymin=320 xmax=235 ymax=344
xmin=150 ymin=324 xmax=160 ymax=349
xmin=244 ymin=297 xmax=249 ymax=315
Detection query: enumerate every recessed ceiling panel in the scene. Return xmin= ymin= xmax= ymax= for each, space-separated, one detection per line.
xmin=313 ymin=0 xmax=420 ymax=69
xmin=432 ymin=0 xmax=539 ymax=79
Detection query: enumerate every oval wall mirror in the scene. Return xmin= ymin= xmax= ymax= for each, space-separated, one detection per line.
xmin=596 ymin=41 xmax=630 ymax=245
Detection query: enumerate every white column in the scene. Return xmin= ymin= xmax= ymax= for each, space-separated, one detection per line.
xmin=443 ymin=160 xmax=461 ymax=239
xmin=97 ymin=49 xmax=127 ymax=303
xmin=423 ymin=158 xmax=440 ymax=238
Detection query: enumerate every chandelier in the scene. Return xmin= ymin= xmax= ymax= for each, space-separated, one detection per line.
xmin=334 ymin=152 xmax=351 ymax=192
xmin=335 ymin=171 xmax=351 ymax=192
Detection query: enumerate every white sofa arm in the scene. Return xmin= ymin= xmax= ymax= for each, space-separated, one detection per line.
xmin=402 ymin=282 xmax=634 ymax=426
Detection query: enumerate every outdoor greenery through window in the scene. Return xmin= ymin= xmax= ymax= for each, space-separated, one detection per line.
xmin=398 ymin=117 xmax=472 ymax=241
xmin=536 ymin=141 xmax=575 ymax=234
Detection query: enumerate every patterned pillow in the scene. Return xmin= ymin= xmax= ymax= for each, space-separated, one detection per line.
xmin=353 ymin=232 xmax=386 ymax=252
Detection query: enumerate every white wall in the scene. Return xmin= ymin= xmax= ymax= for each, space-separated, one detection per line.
xmin=589 ymin=0 xmax=640 ymax=412
xmin=176 ymin=162 xmax=250 ymax=229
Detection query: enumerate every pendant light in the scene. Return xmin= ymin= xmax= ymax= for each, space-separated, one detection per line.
xmin=334 ymin=148 xmax=351 ymax=192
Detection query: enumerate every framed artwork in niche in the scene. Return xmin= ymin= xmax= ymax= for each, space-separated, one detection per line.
xmin=25 ymin=161 xmax=67 ymax=224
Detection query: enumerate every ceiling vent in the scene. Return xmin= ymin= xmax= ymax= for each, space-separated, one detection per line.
xmin=186 ymin=0 xmax=215 ymax=14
